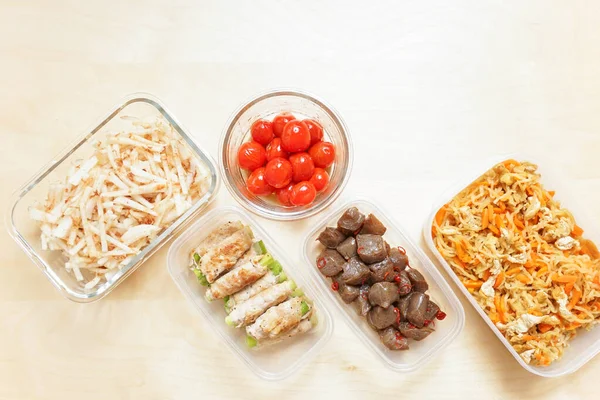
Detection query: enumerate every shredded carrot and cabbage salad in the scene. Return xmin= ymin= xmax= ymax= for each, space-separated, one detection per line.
xmin=432 ymin=160 xmax=600 ymax=366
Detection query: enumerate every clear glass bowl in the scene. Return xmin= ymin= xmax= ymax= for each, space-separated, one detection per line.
xmin=6 ymin=94 xmax=219 ymax=303
xmin=219 ymin=89 xmax=353 ymax=220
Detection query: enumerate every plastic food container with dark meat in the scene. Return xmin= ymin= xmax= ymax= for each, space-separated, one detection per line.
xmin=316 ymin=206 xmax=446 ymax=350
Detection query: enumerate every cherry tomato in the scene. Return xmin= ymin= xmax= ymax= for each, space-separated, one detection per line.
xmin=238 ymin=141 xmax=267 ymax=171
xmin=251 ymin=119 xmax=274 ymax=145
xmin=272 ymin=112 xmax=296 ymax=137
xmin=289 ymin=181 xmax=317 ymax=206
xmin=308 ymin=141 xmax=335 ymax=168
xmin=309 ymin=168 xmax=329 ymax=191
xmin=246 ymin=167 xmax=273 ymax=195
xmin=281 ymin=120 xmax=311 ymax=153
xmin=289 ymin=152 xmax=315 ymax=183
xmin=265 ymin=138 xmax=288 ymax=161
xmin=264 ymin=157 xmax=293 ymax=189
xmin=304 ymin=119 xmax=323 ymax=145
xmin=276 ymin=183 xmax=294 ymax=206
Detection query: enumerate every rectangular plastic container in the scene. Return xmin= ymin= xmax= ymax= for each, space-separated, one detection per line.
xmin=423 ymin=154 xmax=600 ymax=377
xmin=302 ymin=199 xmax=465 ymax=372
xmin=167 ymin=206 xmax=333 ymax=381
xmin=6 ymin=94 xmax=219 ymax=302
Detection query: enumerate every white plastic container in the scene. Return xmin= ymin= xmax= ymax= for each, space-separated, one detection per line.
xmin=423 ymin=154 xmax=600 ymax=378
xmin=302 ymin=199 xmax=465 ymax=372
xmin=167 ymin=206 xmax=333 ymax=381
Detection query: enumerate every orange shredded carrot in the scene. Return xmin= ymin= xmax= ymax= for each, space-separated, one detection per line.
xmin=483 ymin=270 xmax=491 ymax=281
xmin=487 ymin=204 xmax=494 ymax=221
xmin=463 ymin=280 xmax=483 ymax=289
xmin=572 ymin=225 xmax=584 ymax=237
xmin=514 ymin=215 xmax=525 ymax=230
xmin=481 ymin=207 xmax=489 ymax=229
xmin=435 ymin=205 xmax=447 ymax=226
xmin=516 ymin=274 xmax=531 ymax=284
xmin=565 ymin=282 xmax=574 ymax=295
xmin=526 ymin=187 xmax=534 ymax=196
xmin=502 ymin=159 xmax=520 ymax=170
xmin=493 ymin=206 xmax=502 ymax=214
xmin=455 ymin=240 xmax=471 ymax=263
xmin=536 ymin=266 xmax=548 ymax=276
xmin=488 ymin=224 xmax=500 ymax=236
xmin=489 ymin=311 xmax=499 ymax=324
xmin=594 ymin=276 xmax=600 ymax=286
xmin=506 ymin=266 xmax=522 ymax=276
xmin=528 ymin=309 xmax=543 ymax=316
xmin=494 ymin=271 xmax=505 ymax=288
xmin=522 ymin=335 xmax=537 ymax=341
xmin=499 ymin=202 xmax=506 ymax=212
xmin=431 ymin=226 xmax=437 ymax=238
xmin=454 ymin=257 xmax=466 ymax=268
xmin=538 ymin=323 xmax=553 ymax=333
xmin=494 ymin=214 xmax=505 ymax=229
xmin=552 ymin=274 xmax=578 ymax=284
xmin=568 ymin=288 xmax=582 ymax=310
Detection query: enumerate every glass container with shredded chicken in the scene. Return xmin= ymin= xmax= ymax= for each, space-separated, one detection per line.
xmin=431 ymin=160 xmax=600 ymax=367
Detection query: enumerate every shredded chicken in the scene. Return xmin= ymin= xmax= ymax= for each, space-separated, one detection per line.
xmin=432 ymin=160 xmax=600 ymax=367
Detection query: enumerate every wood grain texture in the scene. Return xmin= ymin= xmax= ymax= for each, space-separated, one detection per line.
xmin=1 ymin=1 xmax=599 ymax=399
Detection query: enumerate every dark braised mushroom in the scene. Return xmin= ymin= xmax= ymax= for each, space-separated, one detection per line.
xmin=332 ymin=275 xmax=360 ymax=303
xmin=396 ymin=270 xmax=412 ymax=296
xmin=356 ymin=234 xmax=387 ymax=264
xmin=317 ymin=227 xmax=347 ymax=248
xmin=336 ymin=236 xmax=357 ymax=260
xmin=406 ymin=268 xmax=429 ymax=292
xmin=353 ymin=284 xmax=371 ymax=316
xmin=424 ymin=300 xmax=441 ymax=321
xmin=367 ymin=306 xmax=398 ymax=330
xmin=368 ymin=282 xmax=399 ymax=308
xmin=389 ymin=247 xmax=409 ymax=271
xmin=379 ymin=327 xmax=409 ymax=350
xmin=369 ymin=258 xmax=395 ymax=283
xmin=398 ymin=321 xmax=435 ymax=341
xmin=337 ymin=207 xmax=365 ymax=235
xmin=407 ymin=292 xmax=430 ymax=328
xmin=360 ymin=213 xmax=387 ymax=235
xmin=316 ymin=249 xmax=346 ymax=277
xmin=397 ymin=293 xmax=412 ymax=322
xmin=340 ymin=257 xmax=371 ymax=285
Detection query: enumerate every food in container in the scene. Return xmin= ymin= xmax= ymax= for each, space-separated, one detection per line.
xmin=315 ymin=207 xmax=447 ymax=351
xmin=219 ymin=89 xmax=352 ymax=221
xmin=430 ymin=159 xmax=600 ymax=367
xmin=237 ymin=111 xmax=337 ymax=207
xmin=27 ymin=116 xmax=212 ymax=289
xmin=8 ymin=95 xmax=219 ymax=302
xmin=190 ymin=221 xmax=316 ymax=348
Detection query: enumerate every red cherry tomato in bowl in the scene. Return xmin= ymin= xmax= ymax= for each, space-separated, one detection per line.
xmin=281 ymin=120 xmax=311 ymax=153
xmin=304 ymin=119 xmax=323 ymax=145
xmin=289 ymin=152 xmax=315 ymax=182
xmin=246 ymin=167 xmax=273 ymax=195
xmin=289 ymin=181 xmax=317 ymax=206
xmin=251 ymin=119 xmax=274 ymax=145
xmin=238 ymin=141 xmax=267 ymax=171
xmin=265 ymin=138 xmax=288 ymax=161
xmin=276 ymin=183 xmax=295 ymax=206
xmin=308 ymin=141 xmax=335 ymax=168
xmin=309 ymin=168 xmax=330 ymax=191
xmin=272 ymin=112 xmax=296 ymax=137
xmin=264 ymin=157 xmax=293 ymax=189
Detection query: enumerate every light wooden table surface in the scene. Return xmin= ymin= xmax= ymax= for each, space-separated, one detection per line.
xmin=2 ymin=1 xmax=600 ymax=399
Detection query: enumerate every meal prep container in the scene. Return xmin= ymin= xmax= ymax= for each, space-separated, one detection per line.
xmin=7 ymin=94 xmax=219 ymax=302
xmin=219 ymin=88 xmax=353 ymax=221
xmin=423 ymin=154 xmax=600 ymax=378
xmin=167 ymin=206 xmax=333 ymax=381
xmin=303 ymin=199 xmax=465 ymax=372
